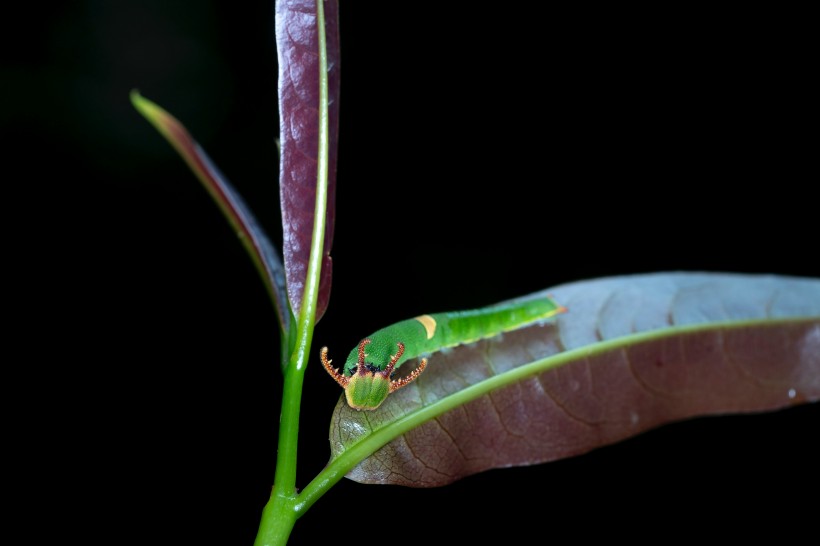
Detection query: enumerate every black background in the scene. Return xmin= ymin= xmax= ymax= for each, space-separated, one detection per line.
xmin=8 ymin=2 xmax=818 ymax=544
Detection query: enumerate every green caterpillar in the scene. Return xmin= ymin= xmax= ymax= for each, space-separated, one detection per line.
xmin=321 ymin=295 xmax=566 ymax=410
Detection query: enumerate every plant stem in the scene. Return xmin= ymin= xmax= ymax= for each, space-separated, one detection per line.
xmin=254 ymin=1 xmax=331 ymax=544
xmin=254 ymin=498 xmax=297 ymax=546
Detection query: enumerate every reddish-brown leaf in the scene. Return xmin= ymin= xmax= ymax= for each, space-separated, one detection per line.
xmin=131 ymin=91 xmax=290 ymax=331
xmin=275 ymin=0 xmax=339 ymax=320
xmin=329 ymin=272 xmax=820 ymax=486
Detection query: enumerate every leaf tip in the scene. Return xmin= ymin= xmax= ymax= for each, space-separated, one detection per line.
xmin=129 ymin=88 xmax=152 ymax=115
xmin=130 ymin=90 xmax=164 ymax=124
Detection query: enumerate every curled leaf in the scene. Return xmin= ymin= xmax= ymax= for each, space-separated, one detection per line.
xmin=130 ymin=91 xmax=289 ymax=332
xmin=328 ymin=272 xmax=820 ymax=486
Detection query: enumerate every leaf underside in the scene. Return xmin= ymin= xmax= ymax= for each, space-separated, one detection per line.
xmin=275 ymin=0 xmax=340 ymax=321
xmin=328 ymin=272 xmax=820 ymax=487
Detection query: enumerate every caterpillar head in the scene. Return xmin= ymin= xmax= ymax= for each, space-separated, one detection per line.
xmin=320 ymin=339 xmax=427 ymax=411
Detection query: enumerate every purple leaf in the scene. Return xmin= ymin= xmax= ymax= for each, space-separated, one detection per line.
xmin=130 ymin=91 xmax=290 ymax=332
xmin=329 ymin=272 xmax=820 ymax=486
xmin=276 ymin=0 xmax=339 ymax=321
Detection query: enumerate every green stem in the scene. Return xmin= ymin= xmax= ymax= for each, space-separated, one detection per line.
xmin=254 ymin=1 xmax=330 ymax=544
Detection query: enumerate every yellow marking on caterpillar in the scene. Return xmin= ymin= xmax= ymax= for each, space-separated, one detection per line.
xmin=415 ymin=314 xmax=437 ymax=340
